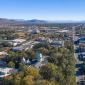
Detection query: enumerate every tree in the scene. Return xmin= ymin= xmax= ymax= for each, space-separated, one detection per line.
xmin=3 ymin=76 xmax=13 ymax=85
xmin=25 ymin=49 xmax=35 ymax=60
xmin=48 ymin=53 xmax=62 ymax=65
xmin=33 ymin=43 xmax=50 ymax=50
xmin=22 ymin=76 xmax=34 ymax=85
xmin=19 ymin=63 xmax=28 ymax=71
xmin=40 ymin=63 xmax=57 ymax=80
xmin=35 ymin=80 xmax=58 ymax=85
xmin=63 ymin=65 xmax=75 ymax=76
xmin=38 ymin=47 xmax=49 ymax=55
xmin=24 ymin=66 xmax=39 ymax=78
xmin=8 ymin=61 xmax=15 ymax=68
xmin=12 ymin=73 xmax=22 ymax=85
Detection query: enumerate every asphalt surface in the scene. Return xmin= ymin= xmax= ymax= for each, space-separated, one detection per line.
xmin=75 ymin=45 xmax=85 ymax=85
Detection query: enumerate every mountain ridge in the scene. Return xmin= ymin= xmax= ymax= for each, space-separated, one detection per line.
xmin=0 ymin=18 xmax=85 ymax=25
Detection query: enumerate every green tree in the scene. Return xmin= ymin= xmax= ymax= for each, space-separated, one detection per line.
xmin=35 ymin=80 xmax=58 ymax=85
xmin=38 ymin=47 xmax=49 ymax=55
xmin=25 ymin=49 xmax=35 ymax=60
xmin=8 ymin=61 xmax=15 ymax=68
xmin=40 ymin=63 xmax=57 ymax=80
xmin=12 ymin=73 xmax=22 ymax=85
xmin=22 ymin=76 xmax=34 ymax=85
xmin=24 ymin=66 xmax=39 ymax=78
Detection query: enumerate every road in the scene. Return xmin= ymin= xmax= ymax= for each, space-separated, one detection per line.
xmin=72 ymin=25 xmax=85 ymax=85
xmin=75 ymin=46 xmax=85 ymax=85
xmin=75 ymin=49 xmax=84 ymax=85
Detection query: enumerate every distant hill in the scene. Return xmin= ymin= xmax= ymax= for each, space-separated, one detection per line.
xmin=0 ymin=18 xmax=22 ymax=25
xmin=0 ymin=18 xmax=48 ymax=26
xmin=0 ymin=18 xmax=85 ymax=26
xmin=26 ymin=19 xmax=47 ymax=23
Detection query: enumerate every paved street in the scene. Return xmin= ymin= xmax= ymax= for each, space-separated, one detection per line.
xmin=72 ymin=25 xmax=85 ymax=85
xmin=74 ymin=42 xmax=85 ymax=85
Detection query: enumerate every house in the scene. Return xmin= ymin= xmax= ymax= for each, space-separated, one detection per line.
xmin=31 ymin=52 xmax=48 ymax=68
xmin=0 ymin=51 xmax=8 ymax=56
xmin=50 ymin=40 xmax=64 ymax=47
xmin=9 ymin=39 xmax=26 ymax=46
xmin=21 ymin=57 xmax=26 ymax=64
xmin=0 ymin=60 xmax=7 ymax=67
xmin=35 ymin=37 xmax=52 ymax=43
xmin=21 ymin=57 xmax=31 ymax=64
xmin=79 ymin=37 xmax=85 ymax=45
xmin=12 ymin=47 xmax=23 ymax=51
xmin=35 ymin=52 xmax=43 ymax=62
xmin=0 ymin=67 xmax=17 ymax=78
xmin=21 ymin=52 xmax=48 ymax=68
xmin=58 ymin=29 xmax=69 ymax=33
xmin=21 ymin=53 xmax=43 ymax=65
xmin=35 ymin=37 xmax=47 ymax=43
xmin=74 ymin=40 xmax=79 ymax=45
xmin=40 ymin=28 xmax=58 ymax=34
xmin=31 ymin=29 xmax=40 ymax=34
xmin=34 ymin=53 xmax=49 ymax=68
xmin=75 ymin=37 xmax=85 ymax=46
xmin=12 ymin=39 xmax=26 ymax=43
xmin=0 ymin=51 xmax=8 ymax=59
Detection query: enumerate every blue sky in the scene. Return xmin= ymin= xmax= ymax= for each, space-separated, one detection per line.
xmin=0 ymin=0 xmax=85 ymax=20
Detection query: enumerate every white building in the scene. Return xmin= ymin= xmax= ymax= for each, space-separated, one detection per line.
xmin=12 ymin=39 xmax=26 ymax=43
xmin=0 ymin=68 xmax=17 ymax=78
xmin=0 ymin=51 xmax=8 ymax=56
xmin=9 ymin=39 xmax=26 ymax=46
xmin=50 ymin=40 xmax=64 ymax=47
xmin=58 ymin=29 xmax=69 ymax=33
xmin=31 ymin=29 xmax=40 ymax=34
xmin=36 ymin=52 xmax=43 ymax=62
xmin=21 ymin=57 xmax=31 ymax=64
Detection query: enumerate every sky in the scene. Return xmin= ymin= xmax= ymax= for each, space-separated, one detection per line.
xmin=0 ymin=0 xmax=85 ymax=20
